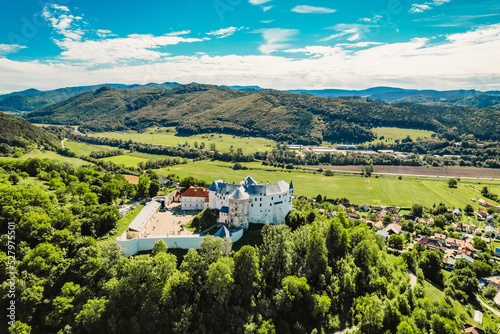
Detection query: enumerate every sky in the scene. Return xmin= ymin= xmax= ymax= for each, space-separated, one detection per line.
xmin=0 ymin=0 xmax=499 ymax=93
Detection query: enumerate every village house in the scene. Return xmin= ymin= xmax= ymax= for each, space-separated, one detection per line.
xmin=415 ymin=236 xmax=444 ymax=251
xmin=434 ymin=233 xmax=446 ymax=244
xmin=386 ymin=223 xmax=402 ymax=236
xmin=181 ymin=187 xmax=209 ymax=211
xmin=446 ymin=237 xmax=465 ymax=249
xmin=485 ymin=225 xmax=495 ymax=238
xmin=358 ymin=203 xmax=371 ymax=212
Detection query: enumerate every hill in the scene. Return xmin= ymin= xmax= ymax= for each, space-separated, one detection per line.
xmin=0 ymin=82 xmax=181 ymax=112
xmin=26 ymin=83 xmax=500 ymax=144
xmin=393 ymin=94 xmax=500 ymax=109
xmin=0 ymin=112 xmax=59 ymax=155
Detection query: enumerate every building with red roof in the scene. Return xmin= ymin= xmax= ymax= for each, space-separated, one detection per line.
xmin=181 ymin=187 xmax=209 ymax=210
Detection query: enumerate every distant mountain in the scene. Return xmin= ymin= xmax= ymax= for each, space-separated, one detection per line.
xmin=26 ymin=83 xmax=500 ymax=144
xmin=0 ymin=82 xmax=181 ymax=112
xmin=393 ymin=94 xmax=500 ymax=109
xmin=5 ymin=82 xmax=500 ymax=112
xmin=0 ymin=112 xmax=59 ymax=155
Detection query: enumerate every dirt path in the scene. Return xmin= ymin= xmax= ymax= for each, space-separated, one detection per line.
xmin=61 ymin=138 xmax=67 ymax=149
xmin=408 ymin=270 xmax=417 ymax=288
xmin=475 ymin=294 xmax=500 ymax=318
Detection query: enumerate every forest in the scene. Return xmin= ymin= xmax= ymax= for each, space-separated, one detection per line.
xmin=26 ymin=83 xmax=500 ymax=145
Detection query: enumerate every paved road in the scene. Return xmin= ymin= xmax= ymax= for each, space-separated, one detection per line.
xmin=475 ymin=294 xmax=500 ymax=318
xmin=408 ymin=270 xmax=417 ymax=288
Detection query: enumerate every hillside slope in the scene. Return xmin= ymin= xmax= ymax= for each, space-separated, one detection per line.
xmin=26 ymin=84 xmax=500 ymax=144
xmin=0 ymin=82 xmax=181 ymax=112
xmin=0 ymin=112 xmax=59 ymax=155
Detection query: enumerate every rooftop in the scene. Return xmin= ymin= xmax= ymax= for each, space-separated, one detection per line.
xmin=128 ymin=201 xmax=161 ymax=232
xmin=182 ymin=187 xmax=209 ymax=198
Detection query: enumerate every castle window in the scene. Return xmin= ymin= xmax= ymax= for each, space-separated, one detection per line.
xmin=251 ymin=204 xmax=253 ymax=207
xmin=260 ymin=198 xmax=262 ymax=201
xmin=271 ymin=197 xmax=273 ymax=200
xmin=260 ymin=204 xmax=262 ymax=207
xmin=270 ymin=203 xmax=272 ymax=206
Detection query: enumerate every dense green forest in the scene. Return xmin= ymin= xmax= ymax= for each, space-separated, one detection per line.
xmin=0 ymin=112 xmax=59 ymax=157
xmin=26 ymin=84 xmax=500 ymax=145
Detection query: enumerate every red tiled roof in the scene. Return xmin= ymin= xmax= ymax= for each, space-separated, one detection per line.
xmin=182 ymin=187 xmax=209 ymax=198
xmin=204 ymin=197 xmax=209 ymax=202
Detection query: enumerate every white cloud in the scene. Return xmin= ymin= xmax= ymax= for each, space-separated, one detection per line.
xmin=256 ymin=28 xmax=298 ymax=54
xmin=261 ymin=20 xmax=274 ymax=24
xmin=2 ymin=24 xmax=500 ymax=93
xmin=0 ymin=44 xmax=27 ymax=56
xmin=42 ymin=4 xmax=85 ymax=42
xmin=321 ymin=24 xmax=376 ymax=42
xmin=55 ymin=33 xmax=209 ymax=64
xmin=262 ymin=5 xmax=273 ymax=11
xmin=96 ymin=29 xmax=117 ymax=38
xmin=359 ymin=15 xmax=383 ymax=23
xmin=291 ymin=5 xmax=336 ymax=14
xmin=249 ymin=0 xmax=271 ymax=4
xmin=207 ymin=27 xmax=243 ymax=38
xmin=409 ymin=0 xmax=450 ymax=14
xmin=409 ymin=4 xmax=431 ymax=13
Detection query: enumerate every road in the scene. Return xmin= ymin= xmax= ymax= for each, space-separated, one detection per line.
xmin=408 ymin=270 xmax=417 ymax=288
xmin=475 ymin=294 xmax=500 ymax=318
xmin=61 ymin=138 xmax=67 ymax=149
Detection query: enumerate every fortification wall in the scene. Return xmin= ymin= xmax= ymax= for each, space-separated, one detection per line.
xmin=116 ymin=228 xmax=244 ymax=257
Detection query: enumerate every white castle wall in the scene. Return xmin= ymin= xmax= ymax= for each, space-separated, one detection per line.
xmin=116 ymin=229 xmax=244 ymax=257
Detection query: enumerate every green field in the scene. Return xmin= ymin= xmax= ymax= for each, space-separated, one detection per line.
xmin=91 ymin=126 xmax=278 ymax=154
xmin=370 ymin=127 xmax=436 ymax=144
xmin=159 ymin=161 xmax=500 ymax=207
xmin=65 ymin=140 xmax=118 ymax=156
xmin=0 ymin=149 xmax=90 ymax=167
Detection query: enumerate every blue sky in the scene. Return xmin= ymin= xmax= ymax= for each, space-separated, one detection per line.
xmin=0 ymin=0 xmax=499 ymax=93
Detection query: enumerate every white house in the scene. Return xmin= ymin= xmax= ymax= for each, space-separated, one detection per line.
xmin=181 ymin=187 xmax=209 ymax=210
xmin=208 ymin=176 xmax=293 ymax=230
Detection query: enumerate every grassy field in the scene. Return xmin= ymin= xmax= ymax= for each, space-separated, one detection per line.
xmin=0 ymin=149 xmax=90 ymax=167
xmin=421 ymin=272 xmax=499 ymax=329
xmin=370 ymin=127 xmax=436 ymax=144
xmin=91 ymin=126 xmax=278 ymax=154
xmin=65 ymin=140 xmax=118 ymax=156
xmin=97 ymin=204 xmax=144 ymax=246
xmin=158 ymin=160 xmax=500 ymax=207
xmin=101 ymin=155 xmax=151 ymax=168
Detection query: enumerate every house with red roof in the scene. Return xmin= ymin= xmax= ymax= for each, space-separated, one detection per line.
xmin=181 ymin=187 xmax=209 ymax=210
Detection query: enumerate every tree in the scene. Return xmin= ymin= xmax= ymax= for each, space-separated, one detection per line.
xmin=137 ymin=174 xmax=150 ymax=198
xmin=20 ymin=171 xmax=29 ymax=180
xmin=324 ymin=169 xmax=334 ymax=176
xmin=448 ymin=178 xmax=458 ymax=188
xmin=464 ymin=204 xmax=474 ymax=216
xmin=8 ymin=172 xmax=20 ymax=185
xmin=411 ymin=204 xmax=423 ymax=217
xmin=396 ymin=321 xmax=414 ymax=334
xmin=383 ymin=214 xmax=392 ymax=224
xmin=481 ymin=186 xmax=489 ymax=197
xmin=388 ymin=234 xmax=404 ymax=250
xmin=316 ymin=194 xmax=322 ymax=203
xmin=354 ymin=294 xmax=384 ymax=334
xmin=418 ymin=250 xmax=443 ymax=284
xmin=149 ymin=179 xmax=160 ymax=197
xmin=204 ymin=257 xmax=235 ymax=304
xmin=152 ymin=240 xmax=168 ymax=255
xmin=9 ymin=321 xmax=31 ymax=334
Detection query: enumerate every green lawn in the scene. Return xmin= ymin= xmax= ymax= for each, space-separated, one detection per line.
xmin=101 ymin=155 xmax=151 ymax=168
xmin=91 ymin=126 xmax=278 ymax=154
xmin=421 ymin=274 xmax=499 ymax=329
xmin=97 ymin=204 xmax=144 ymax=246
xmin=159 ymin=161 xmax=500 ymax=207
xmin=370 ymin=127 xmax=436 ymax=144
xmin=65 ymin=140 xmax=118 ymax=156
xmin=0 ymin=150 xmax=90 ymax=167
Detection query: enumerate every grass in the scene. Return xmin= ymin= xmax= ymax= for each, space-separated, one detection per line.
xmin=370 ymin=127 xmax=436 ymax=145
xmin=0 ymin=149 xmax=90 ymax=167
xmin=64 ymin=140 xmax=118 ymax=156
xmin=158 ymin=160 xmax=500 ymax=207
xmin=91 ymin=126 xmax=278 ymax=154
xmin=421 ymin=272 xmax=499 ymax=329
xmin=97 ymin=204 xmax=144 ymax=246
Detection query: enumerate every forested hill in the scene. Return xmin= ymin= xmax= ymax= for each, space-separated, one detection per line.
xmin=0 ymin=112 xmax=59 ymax=155
xmin=27 ymin=83 xmax=500 ymax=144
xmin=0 ymin=82 xmax=181 ymax=112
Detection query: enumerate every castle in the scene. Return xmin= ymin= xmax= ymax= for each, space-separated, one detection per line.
xmin=207 ymin=176 xmax=293 ymax=229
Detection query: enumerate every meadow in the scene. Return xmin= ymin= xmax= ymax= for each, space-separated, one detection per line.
xmin=64 ymin=140 xmax=118 ymax=156
xmin=0 ymin=149 xmax=90 ymax=167
xmin=91 ymin=126 xmax=278 ymax=154
xmin=159 ymin=160 xmax=500 ymax=208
